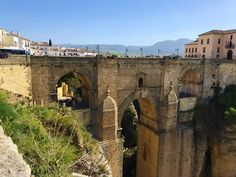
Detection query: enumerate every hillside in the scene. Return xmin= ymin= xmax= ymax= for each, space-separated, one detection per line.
xmin=60 ymin=38 xmax=192 ymax=56
xmin=0 ymin=90 xmax=111 ymax=177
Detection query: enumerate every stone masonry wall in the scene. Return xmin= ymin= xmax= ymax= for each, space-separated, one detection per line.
xmin=0 ymin=56 xmax=31 ymax=97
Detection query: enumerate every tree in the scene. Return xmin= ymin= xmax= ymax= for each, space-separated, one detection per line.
xmin=49 ymin=39 xmax=52 ymax=46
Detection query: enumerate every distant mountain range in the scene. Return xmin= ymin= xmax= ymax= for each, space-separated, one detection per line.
xmin=60 ymin=38 xmax=192 ymax=56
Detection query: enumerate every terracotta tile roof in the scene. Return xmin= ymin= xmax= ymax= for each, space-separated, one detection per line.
xmin=224 ymin=29 xmax=236 ymax=34
xmin=199 ymin=29 xmax=236 ymax=36
xmin=199 ymin=30 xmax=224 ymax=36
xmin=185 ymin=41 xmax=198 ymax=45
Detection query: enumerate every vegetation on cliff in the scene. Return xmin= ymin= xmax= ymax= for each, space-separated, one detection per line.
xmin=216 ymin=85 xmax=236 ymax=121
xmin=194 ymin=84 xmax=236 ymax=134
xmin=0 ymin=90 xmax=107 ymax=177
xmin=192 ymin=85 xmax=236 ymax=177
xmin=121 ymin=104 xmax=139 ymax=177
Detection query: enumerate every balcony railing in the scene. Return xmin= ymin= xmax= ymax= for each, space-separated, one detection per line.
xmin=225 ymin=43 xmax=235 ymax=49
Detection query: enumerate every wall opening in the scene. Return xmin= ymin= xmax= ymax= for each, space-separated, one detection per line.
xmin=121 ymin=97 xmax=158 ymax=177
xmin=56 ymin=72 xmax=91 ymax=110
xmin=138 ymin=78 xmax=144 ymax=88
xmin=227 ymin=50 xmax=233 ymax=60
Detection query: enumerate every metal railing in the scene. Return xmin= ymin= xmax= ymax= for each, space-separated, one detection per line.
xmin=225 ymin=43 xmax=235 ymax=49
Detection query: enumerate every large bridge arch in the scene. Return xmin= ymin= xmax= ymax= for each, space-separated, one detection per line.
xmin=178 ymin=68 xmax=202 ymax=98
xmin=54 ymin=71 xmax=93 ymax=109
xmin=47 ymin=66 xmax=96 ymax=127
xmin=118 ymin=89 xmax=159 ymax=126
xmin=53 ymin=67 xmax=93 ymax=89
xmin=119 ymin=89 xmax=160 ymax=177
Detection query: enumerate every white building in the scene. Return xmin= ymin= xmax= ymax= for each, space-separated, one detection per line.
xmin=0 ymin=28 xmax=30 ymax=53
xmin=31 ymin=41 xmax=97 ymax=57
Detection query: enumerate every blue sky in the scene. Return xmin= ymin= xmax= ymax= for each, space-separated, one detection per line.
xmin=1 ymin=0 xmax=236 ymax=45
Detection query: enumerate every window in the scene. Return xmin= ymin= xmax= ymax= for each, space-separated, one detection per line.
xmin=218 ymin=38 xmax=221 ymax=44
xmin=202 ymin=54 xmax=205 ymax=58
xmin=189 ymin=48 xmax=191 ymax=53
xmin=217 ymin=47 xmax=220 ymax=53
xmin=138 ymin=78 xmax=144 ymax=88
xmin=231 ymin=35 xmax=233 ymax=40
xmin=207 ymin=39 xmax=210 ymax=44
xmin=14 ymin=41 xmax=18 ymax=47
xmin=195 ymin=54 xmax=197 ymax=58
xmin=201 ymin=39 xmax=204 ymax=44
xmin=203 ymin=47 xmax=206 ymax=53
xmin=185 ymin=55 xmax=187 ymax=58
xmin=192 ymin=48 xmax=194 ymax=53
xmin=195 ymin=48 xmax=197 ymax=53
xmin=216 ymin=55 xmax=219 ymax=58
xmin=186 ymin=48 xmax=188 ymax=53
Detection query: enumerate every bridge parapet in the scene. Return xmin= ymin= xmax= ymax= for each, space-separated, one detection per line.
xmin=0 ymin=55 xmax=29 ymax=65
xmin=30 ymin=56 xmax=97 ymax=65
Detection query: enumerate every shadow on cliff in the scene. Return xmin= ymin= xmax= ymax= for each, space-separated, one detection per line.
xmin=193 ymin=84 xmax=236 ymax=177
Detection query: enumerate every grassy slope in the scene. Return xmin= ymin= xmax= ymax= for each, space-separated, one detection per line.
xmin=0 ymin=90 xmax=101 ymax=177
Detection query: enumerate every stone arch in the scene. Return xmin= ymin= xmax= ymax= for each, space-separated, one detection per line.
xmin=54 ymin=70 xmax=92 ymax=109
xmin=138 ymin=77 xmax=144 ymax=88
xmin=136 ymin=71 xmax=146 ymax=88
xmin=179 ymin=68 xmax=201 ymax=98
xmin=54 ymin=68 xmax=93 ymax=89
xmin=118 ymin=90 xmax=158 ymax=127
xmin=119 ymin=90 xmax=159 ymax=177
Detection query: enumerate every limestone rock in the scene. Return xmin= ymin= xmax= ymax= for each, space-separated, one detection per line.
xmin=211 ymin=124 xmax=236 ymax=177
xmin=0 ymin=126 xmax=31 ymax=177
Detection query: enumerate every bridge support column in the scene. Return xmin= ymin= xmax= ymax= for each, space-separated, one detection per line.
xmin=98 ymin=88 xmax=123 ymax=177
xmin=158 ymin=88 xmax=179 ymax=177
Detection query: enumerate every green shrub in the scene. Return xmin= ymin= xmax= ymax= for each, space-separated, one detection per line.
xmin=0 ymin=91 xmax=17 ymax=122
xmin=0 ymin=90 xmax=99 ymax=177
xmin=224 ymin=107 xmax=236 ymax=121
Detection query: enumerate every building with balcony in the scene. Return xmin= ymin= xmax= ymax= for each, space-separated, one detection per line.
xmin=184 ymin=29 xmax=236 ymax=60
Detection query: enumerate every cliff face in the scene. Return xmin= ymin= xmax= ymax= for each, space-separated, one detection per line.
xmin=211 ymin=123 xmax=236 ymax=177
xmin=175 ymin=111 xmax=236 ymax=177
xmin=0 ymin=126 xmax=31 ymax=177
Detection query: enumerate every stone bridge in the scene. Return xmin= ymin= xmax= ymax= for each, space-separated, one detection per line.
xmin=2 ymin=55 xmax=236 ymax=177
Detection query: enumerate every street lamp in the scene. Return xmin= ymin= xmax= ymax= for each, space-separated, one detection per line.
xmin=125 ymin=48 xmax=128 ymax=57
xmin=97 ymin=45 xmax=100 ymax=55
xmin=175 ymin=48 xmax=179 ymax=57
xmin=158 ymin=49 xmax=161 ymax=57
xmin=140 ymin=48 xmax=143 ymax=58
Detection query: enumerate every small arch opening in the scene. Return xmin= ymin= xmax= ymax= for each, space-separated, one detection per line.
xmin=56 ymin=72 xmax=90 ymax=110
xmin=138 ymin=77 xmax=144 ymax=88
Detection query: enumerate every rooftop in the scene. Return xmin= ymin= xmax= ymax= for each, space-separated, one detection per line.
xmin=199 ymin=29 xmax=236 ymax=36
xmin=185 ymin=41 xmax=198 ymax=46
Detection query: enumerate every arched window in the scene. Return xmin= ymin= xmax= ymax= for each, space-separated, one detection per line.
xmin=139 ymin=77 xmax=144 ymax=88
